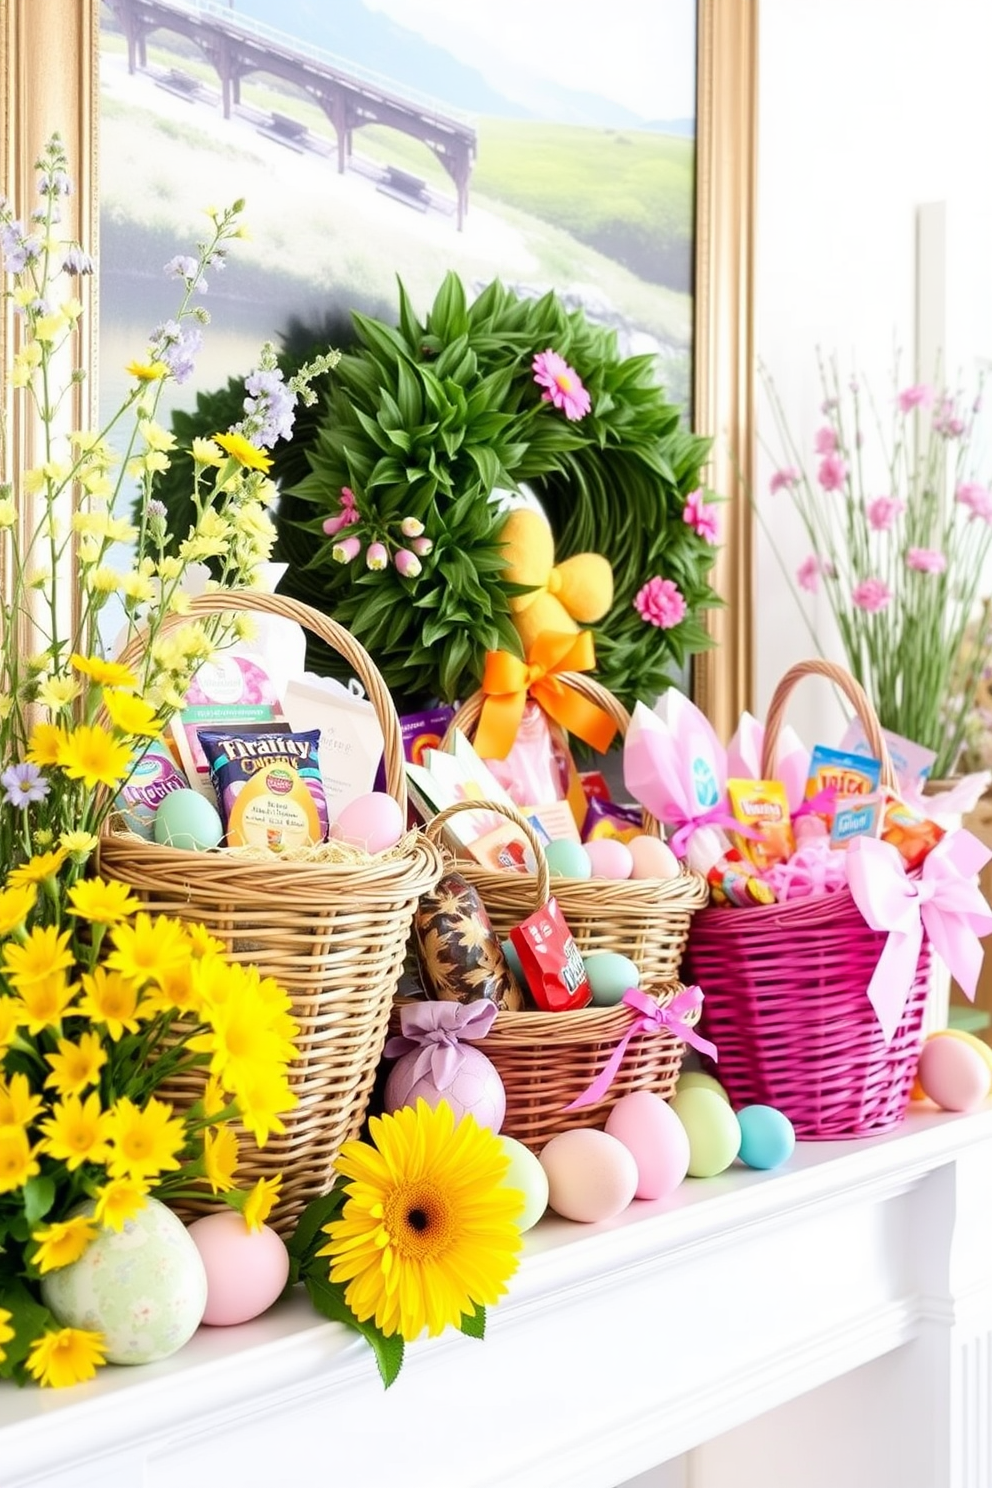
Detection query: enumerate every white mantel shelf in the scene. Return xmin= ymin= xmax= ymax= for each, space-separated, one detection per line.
xmin=4 ymin=1105 xmax=992 ymax=1488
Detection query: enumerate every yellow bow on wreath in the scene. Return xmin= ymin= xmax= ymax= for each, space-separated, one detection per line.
xmin=498 ymin=508 xmax=614 ymax=654
xmin=473 ymin=631 xmax=619 ymax=761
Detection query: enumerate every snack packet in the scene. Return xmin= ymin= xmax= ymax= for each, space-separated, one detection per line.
xmin=726 ymin=778 xmax=794 ymax=871
xmin=198 ymin=727 xmax=327 ymax=851
xmin=509 ymin=897 xmax=592 ymax=1011
xmin=804 ymin=744 xmax=881 ymax=829
xmin=877 ymin=788 xmax=945 ymax=869
xmin=114 ymin=742 xmax=189 ymax=840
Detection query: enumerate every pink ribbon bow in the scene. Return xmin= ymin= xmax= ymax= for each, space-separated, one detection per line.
xmin=846 ymin=830 xmax=992 ymax=1043
xmin=667 ymin=805 xmax=745 ymax=859
xmin=383 ymin=999 xmax=498 ymax=1090
xmin=564 ymin=985 xmax=718 ymax=1112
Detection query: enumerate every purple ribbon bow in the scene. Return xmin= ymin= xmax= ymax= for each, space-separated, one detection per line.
xmin=384 ymin=999 xmax=498 ymax=1091
xmin=564 ymin=985 xmax=718 ymax=1112
xmin=847 ymin=829 xmax=992 ymax=1043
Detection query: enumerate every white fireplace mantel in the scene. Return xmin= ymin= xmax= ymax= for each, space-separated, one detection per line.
xmin=4 ymin=1104 xmax=992 ymax=1488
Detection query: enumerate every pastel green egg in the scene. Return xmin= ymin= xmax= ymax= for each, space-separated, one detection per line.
xmin=543 ymin=839 xmax=593 ymax=880
xmin=153 ymin=788 xmax=223 ymax=851
xmin=669 ymin=1087 xmax=742 ymax=1177
xmin=496 ymin=1134 xmax=550 ymax=1232
xmin=676 ymin=1069 xmax=731 ymax=1103
xmin=582 ymin=951 xmax=641 ymax=1007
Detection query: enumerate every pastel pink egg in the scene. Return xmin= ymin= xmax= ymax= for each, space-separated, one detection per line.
xmin=917 ymin=1036 xmax=991 ymax=1113
xmin=188 ymin=1212 xmax=290 ymax=1327
xmin=627 ymin=834 xmax=681 ymax=880
xmin=539 ymin=1128 xmax=638 ymax=1222
xmin=330 ymin=791 xmax=405 ymax=853
xmin=605 ymin=1090 xmax=691 ymax=1199
xmin=584 ymin=837 xmax=635 ymax=880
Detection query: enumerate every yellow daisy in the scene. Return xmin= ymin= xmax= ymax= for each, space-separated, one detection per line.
xmin=57 ymin=723 xmax=134 ymax=790
xmin=0 ymin=1071 xmax=44 ymax=1127
xmin=92 ymin=1175 xmax=149 ymax=1231
xmin=76 ymin=966 xmax=143 ymax=1040
xmin=229 ymin=1068 xmax=295 ymax=1149
xmin=214 ymin=430 xmax=273 ymax=472
xmin=67 ymin=876 xmax=141 ymax=926
xmin=185 ymin=922 xmax=226 ymax=959
xmin=15 ymin=970 xmax=76 ymax=1035
xmin=59 ymin=829 xmax=100 ymax=859
xmin=0 ymin=882 xmax=38 ymax=936
xmin=101 ymin=689 xmax=161 ymax=737
xmin=3 ymin=924 xmax=75 ymax=987
xmin=0 ymin=1306 xmax=14 ymax=1366
xmin=125 ymin=359 xmax=167 ymax=383
xmin=31 ymin=1214 xmax=98 ymax=1273
xmin=26 ymin=1327 xmax=107 ymax=1387
xmin=104 ymin=1096 xmax=186 ymax=1184
xmin=5 ymin=848 xmax=69 ymax=888
xmin=104 ymin=911 xmax=192 ymax=988
xmin=39 ymin=1091 xmax=112 ymax=1171
xmin=44 ymin=1030 xmax=108 ymax=1097
xmin=25 ymin=720 xmax=68 ymax=766
xmin=317 ymin=1101 xmax=523 ymax=1342
xmin=243 ymin=1174 xmax=282 ymax=1232
xmin=69 ymin=653 xmax=138 ymax=689
xmin=202 ymin=1123 xmax=239 ymax=1194
xmin=0 ymin=1126 xmax=41 ymax=1193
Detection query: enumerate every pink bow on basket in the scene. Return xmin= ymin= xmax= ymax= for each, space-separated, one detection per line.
xmin=564 ymin=985 xmax=718 ymax=1112
xmin=846 ymin=830 xmax=992 ymax=1044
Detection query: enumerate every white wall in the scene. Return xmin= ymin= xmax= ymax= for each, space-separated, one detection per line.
xmin=754 ymin=0 xmax=992 ymax=747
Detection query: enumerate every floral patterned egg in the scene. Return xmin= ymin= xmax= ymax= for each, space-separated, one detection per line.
xmin=41 ymin=1197 xmax=208 ymax=1366
xmin=414 ymin=870 xmax=525 ymax=1010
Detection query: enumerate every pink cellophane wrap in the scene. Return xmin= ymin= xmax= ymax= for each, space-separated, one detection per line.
xmin=727 ymin=711 xmax=810 ymax=814
xmin=846 ymin=828 xmax=992 ymax=1043
xmin=624 ymin=697 xmax=732 ymax=855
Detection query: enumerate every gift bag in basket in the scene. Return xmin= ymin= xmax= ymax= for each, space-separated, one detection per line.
xmin=395 ymin=798 xmax=710 ymax=1152
xmin=440 ymin=670 xmax=708 ymax=992
xmin=98 ymin=592 xmax=444 ymax=1233
xmin=684 ymin=659 xmax=992 ymax=1139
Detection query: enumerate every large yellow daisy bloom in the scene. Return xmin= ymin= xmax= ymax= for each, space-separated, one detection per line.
xmin=318 ymin=1100 xmax=523 ymax=1343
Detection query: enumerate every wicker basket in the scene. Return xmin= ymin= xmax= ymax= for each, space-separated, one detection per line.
xmin=98 ymin=592 xmax=444 ymax=1233
xmin=399 ymin=798 xmax=699 ymax=1152
xmin=439 ymin=676 xmax=708 ymax=991
xmin=684 ymin=659 xmax=932 ymax=1140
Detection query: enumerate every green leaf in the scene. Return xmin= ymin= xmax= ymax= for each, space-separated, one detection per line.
xmin=458 ymin=1302 xmax=486 ymax=1340
xmin=304 ymin=1275 xmax=405 ymax=1389
xmin=286 ymin=1186 xmax=346 ymax=1269
xmin=22 ymin=1176 xmax=55 ymax=1228
xmin=0 ymin=1279 xmax=55 ymax=1380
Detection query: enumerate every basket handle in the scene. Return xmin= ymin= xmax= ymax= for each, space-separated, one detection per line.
xmin=761 ymin=659 xmax=897 ymax=791
xmin=441 ymin=674 xmax=660 ymax=838
xmin=110 ymin=590 xmax=407 ymax=810
xmin=424 ymin=798 xmax=551 ymax=909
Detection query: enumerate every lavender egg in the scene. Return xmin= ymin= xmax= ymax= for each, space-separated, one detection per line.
xmin=384 ymin=1044 xmax=506 ymax=1133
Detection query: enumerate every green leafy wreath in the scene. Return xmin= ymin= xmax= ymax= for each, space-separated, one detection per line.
xmin=276 ymin=272 xmax=721 ymax=712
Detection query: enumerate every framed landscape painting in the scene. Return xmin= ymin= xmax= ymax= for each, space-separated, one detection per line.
xmin=1 ymin=0 xmax=755 ymax=732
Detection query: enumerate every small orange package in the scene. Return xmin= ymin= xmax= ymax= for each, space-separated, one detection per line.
xmin=727 ymin=778 xmax=795 ymax=873
xmin=878 ymin=789 xmax=945 ymax=870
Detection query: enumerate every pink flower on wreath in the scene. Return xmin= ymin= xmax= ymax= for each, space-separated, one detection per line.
xmin=813 ymin=426 xmax=838 ymax=455
xmin=956 ymin=481 xmax=992 ymax=523
xmin=897 ymin=383 xmax=934 ymax=413
xmin=817 ymin=452 xmax=848 ymax=491
xmin=683 ymin=488 xmax=719 ymax=543
xmin=866 ymin=495 xmax=905 ymax=532
xmin=532 ymin=348 xmax=591 ymax=421
xmin=852 ymin=577 xmax=892 ymax=613
xmin=769 ymin=466 xmax=800 ymax=494
xmin=634 ymin=576 xmax=687 ymax=629
xmin=906 ymin=546 xmax=947 ymax=574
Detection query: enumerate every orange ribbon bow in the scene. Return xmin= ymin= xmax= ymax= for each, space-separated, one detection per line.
xmin=473 ymin=631 xmax=619 ymax=761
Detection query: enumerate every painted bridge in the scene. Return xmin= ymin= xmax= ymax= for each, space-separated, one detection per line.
xmin=103 ymin=0 xmax=478 ymax=229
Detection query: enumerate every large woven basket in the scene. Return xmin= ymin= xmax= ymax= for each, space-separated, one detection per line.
xmin=398 ymin=798 xmax=700 ymax=1152
xmin=684 ymin=659 xmax=932 ymax=1140
xmin=98 ymin=592 xmax=444 ymax=1233
xmin=439 ymin=676 xmax=708 ymax=992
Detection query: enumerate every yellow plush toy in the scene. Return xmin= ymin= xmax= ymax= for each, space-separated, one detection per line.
xmin=498 ymin=507 xmax=614 ymax=653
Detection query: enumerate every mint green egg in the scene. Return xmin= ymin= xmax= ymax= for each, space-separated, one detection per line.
xmin=677 ymin=1069 xmax=731 ymax=1103
xmin=497 ymin=1134 xmax=549 ymax=1231
xmin=669 ymin=1087 xmax=742 ymax=1177
xmin=583 ymin=951 xmax=640 ymax=1007
xmin=543 ymin=839 xmax=592 ymax=880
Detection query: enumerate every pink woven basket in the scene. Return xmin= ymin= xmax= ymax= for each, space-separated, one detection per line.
xmin=684 ymin=659 xmax=932 ymax=1139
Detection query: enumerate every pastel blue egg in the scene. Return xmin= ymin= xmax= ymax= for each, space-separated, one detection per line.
xmin=582 ymin=951 xmax=640 ymax=1007
xmin=153 ymin=788 xmax=223 ymax=851
xmin=543 ymin=839 xmax=592 ymax=880
xmin=736 ymin=1104 xmax=796 ymax=1170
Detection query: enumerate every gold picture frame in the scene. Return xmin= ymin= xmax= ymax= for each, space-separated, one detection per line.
xmin=1 ymin=0 xmax=756 ymax=734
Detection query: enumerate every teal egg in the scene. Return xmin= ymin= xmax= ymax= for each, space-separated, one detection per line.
xmin=736 ymin=1104 xmax=796 ymax=1170
xmin=496 ymin=1134 xmax=549 ymax=1231
xmin=501 ymin=938 xmax=525 ymax=985
xmin=582 ymin=951 xmax=640 ymax=1007
xmin=153 ymin=788 xmax=223 ymax=851
xmin=543 ymin=839 xmax=592 ymax=880
xmin=669 ymin=1087 xmax=741 ymax=1177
